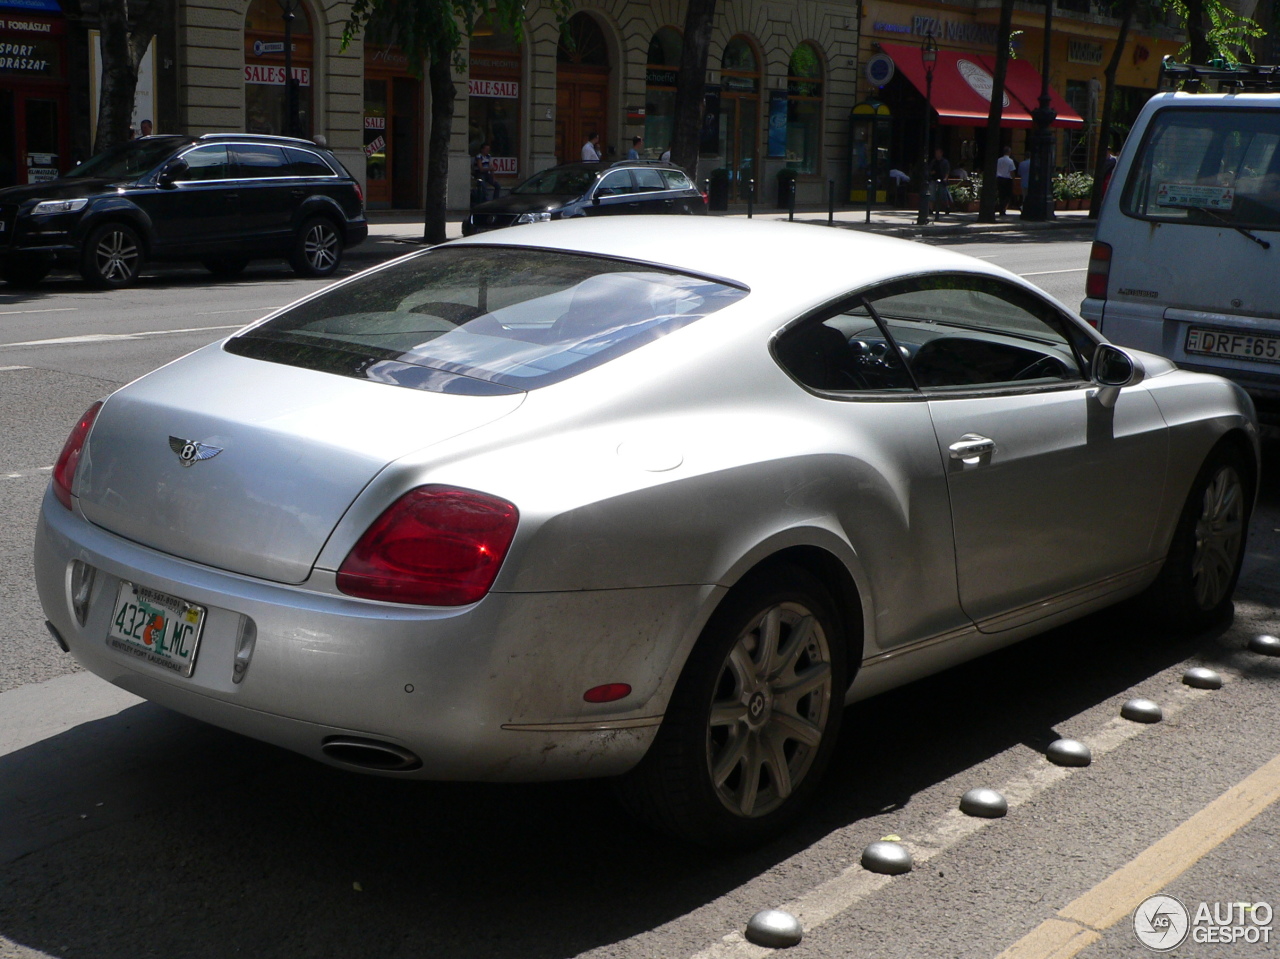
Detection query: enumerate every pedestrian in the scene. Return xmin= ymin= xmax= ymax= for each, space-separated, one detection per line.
xmin=996 ymin=145 xmax=1016 ymax=215
xmin=581 ymin=132 xmax=602 ymax=162
xmin=930 ymin=146 xmax=952 ymax=216
xmin=139 ymin=119 xmax=153 ymax=137
xmin=627 ymin=136 xmax=642 ymax=160
xmin=473 ymin=141 xmax=497 ymax=202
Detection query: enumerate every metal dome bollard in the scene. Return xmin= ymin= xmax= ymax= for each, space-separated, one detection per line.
xmin=1121 ymin=698 xmax=1163 ymax=723
xmin=861 ymin=840 xmax=913 ymax=875
xmin=744 ymin=909 xmax=803 ymax=948
xmin=1248 ymin=634 xmax=1280 ymax=657
xmin=1046 ymin=738 xmax=1092 ymax=767
xmin=1182 ymin=667 xmax=1223 ymax=689
xmin=959 ymin=787 xmax=1008 ymax=818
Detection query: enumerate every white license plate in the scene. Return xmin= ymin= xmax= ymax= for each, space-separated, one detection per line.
xmin=107 ymin=581 xmax=206 ymax=677
xmin=1185 ymin=327 xmax=1280 ymax=365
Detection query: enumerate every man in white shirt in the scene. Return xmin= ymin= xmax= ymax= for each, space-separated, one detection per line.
xmin=996 ymin=146 xmax=1016 ymax=215
xmin=581 ymin=133 xmax=601 ymax=162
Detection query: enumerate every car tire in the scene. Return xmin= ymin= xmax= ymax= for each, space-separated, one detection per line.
xmin=1143 ymin=443 xmax=1252 ymax=633
xmin=80 ymin=222 xmax=143 ymax=288
xmin=290 ymin=216 xmax=343 ymax=277
xmin=615 ymin=565 xmax=847 ymax=847
xmin=0 ymin=255 xmax=51 ymax=288
xmin=202 ymin=257 xmax=249 ymax=278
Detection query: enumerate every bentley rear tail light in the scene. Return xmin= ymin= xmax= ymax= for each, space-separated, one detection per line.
xmin=336 ymin=486 xmax=519 ymax=606
xmin=52 ymin=401 xmax=102 ymax=510
xmin=1086 ymin=241 xmax=1112 ymax=302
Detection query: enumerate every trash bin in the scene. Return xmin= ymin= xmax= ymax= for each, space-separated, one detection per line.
xmin=708 ymin=169 xmax=729 ymax=211
xmin=776 ymin=168 xmax=797 ymax=209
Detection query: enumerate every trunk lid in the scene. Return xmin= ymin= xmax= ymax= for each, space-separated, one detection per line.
xmin=76 ymin=345 xmax=525 ymax=583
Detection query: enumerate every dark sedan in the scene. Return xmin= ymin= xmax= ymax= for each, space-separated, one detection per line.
xmin=0 ymin=134 xmax=367 ymax=288
xmin=463 ymin=160 xmax=706 ymax=236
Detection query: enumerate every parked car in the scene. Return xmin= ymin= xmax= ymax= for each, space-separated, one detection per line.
xmin=36 ymin=217 xmax=1256 ymax=846
xmin=462 ymin=159 xmax=706 ymax=235
xmin=1082 ymin=75 xmax=1280 ymax=421
xmin=0 ymin=133 xmax=367 ymax=289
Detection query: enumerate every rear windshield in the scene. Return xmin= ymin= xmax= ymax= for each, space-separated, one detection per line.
xmin=512 ymin=167 xmax=599 ymax=196
xmin=1122 ymin=107 xmax=1280 ymax=230
xmin=225 ymin=246 xmax=747 ymax=394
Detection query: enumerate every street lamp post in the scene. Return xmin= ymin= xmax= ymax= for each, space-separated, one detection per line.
xmin=1021 ymin=0 xmax=1057 ymax=221
xmin=279 ymin=0 xmax=300 ymax=137
xmin=916 ymin=35 xmax=938 ymax=225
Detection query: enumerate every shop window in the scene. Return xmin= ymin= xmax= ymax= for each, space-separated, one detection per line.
xmin=645 ymin=27 xmax=681 ymax=157
xmin=469 ymin=16 xmax=521 ymax=177
xmin=557 ymin=13 xmax=608 ymax=67
xmin=786 ymin=43 xmax=823 ymax=175
xmin=243 ymin=0 xmax=313 ymax=138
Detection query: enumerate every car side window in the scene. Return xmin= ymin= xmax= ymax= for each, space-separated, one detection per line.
xmin=284 ymin=147 xmax=334 ymax=177
xmin=232 ymin=144 xmax=290 ymax=178
xmin=632 ymin=168 xmax=666 ymax=192
xmin=177 ymin=145 xmax=230 ymax=182
xmin=596 ymin=171 xmax=635 ymax=197
xmin=661 ymin=170 xmax=693 ymax=191
xmin=775 ymin=302 xmax=916 ymax=393
xmin=863 ymin=275 xmax=1087 ymax=390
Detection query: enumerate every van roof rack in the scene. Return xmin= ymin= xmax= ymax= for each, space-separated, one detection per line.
xmin=1160 ymin=56 xmax=1280 ymax=91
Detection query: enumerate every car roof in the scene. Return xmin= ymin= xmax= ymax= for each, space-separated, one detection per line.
xmin=448 ymin=216 xmax=1023 ymax=307
xmin=198 ymin=133 xmax=324 ymax=147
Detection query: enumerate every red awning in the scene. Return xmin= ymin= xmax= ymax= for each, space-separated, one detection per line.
xmin=994 ymin=56 xmax=1085 ymax=128
xmin=878 ymin=41 xmax=1082 ymax=129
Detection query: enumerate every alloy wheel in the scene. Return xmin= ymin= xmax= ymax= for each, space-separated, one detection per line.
xmin=95 ymin=229 xmax=139 ymax=284
xmin=707 ymin=601 xmax=833 ymax=818
xmin=1191 ymin=464 xmax=1245 ymax=611
xmin=304 ymin=223 xmax=339 ymax=272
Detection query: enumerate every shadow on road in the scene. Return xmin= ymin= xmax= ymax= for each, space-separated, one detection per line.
xmin=1 ymin=580 xmax=1274 ymax=959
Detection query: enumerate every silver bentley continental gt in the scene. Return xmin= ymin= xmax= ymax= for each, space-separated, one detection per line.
xmin=35 ymin=217 xmax=1257 ymax=845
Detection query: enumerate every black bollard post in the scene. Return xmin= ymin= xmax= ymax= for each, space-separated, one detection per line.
xmin=747 ymin=179 xmax=754 ymax=218
xmin=828 ymin=180 xmax=835 ymax=225
xmin=788 ymin=179 xmax=796 ymax=221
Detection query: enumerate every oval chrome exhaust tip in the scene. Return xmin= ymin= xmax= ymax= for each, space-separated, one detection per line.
xmin=321 ymin=736 xmax=422 ymax=772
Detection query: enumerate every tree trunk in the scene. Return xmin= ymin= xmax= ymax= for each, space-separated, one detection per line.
xmin=1088 ymin=0 xmax=1135 ymax=219
xmin=978 ymin=0 xmax=1016 ymax=222
xmin=93 ymin=0 xmax=163 ymax=154
xmin=423 ymin=55 xmax=456 ymax=245
xmin=1184 ymin=0 xmax=1212 ymax=64
xmin=670 ymin=0 xmax=717 ymax=179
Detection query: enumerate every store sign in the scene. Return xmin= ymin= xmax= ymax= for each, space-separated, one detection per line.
xmin=244 ymin=64 xmax=310 ymax=86
xmin=865 ymin=53 xmax=895 ymax=87
xmin=4 ymin=17 xmax=58 ymax=32
xmin=490 ymin=156 xmax=517 ymax=175
xmin=1068 ymin=39 xmax=1104 ymax=65
xmin=363 ymin=135 xmax=385 ymax=157
xmin=723 ymin=75 xmax=757 ymax=93
xmin=912 ymin=15 xmax=999 ymax=46
xmin=252 ymin=40 xmax=285 ymax=55
xmin=0 ymin=39 xmax=49 ymax=72
xmin=646 ymin=68 xmax=677 ymax=86
xmin=468 ymin=78 xmax=517 ymax=98
xmin=26 ymin=152 xmax=57 ymax=182
xmin=958 ymin=59 xmax=1010 ymax=107
xmin=0 ymin=0 xmax=61 ymax=12
xmin=364 ymin=116 xmax=385 ymax=130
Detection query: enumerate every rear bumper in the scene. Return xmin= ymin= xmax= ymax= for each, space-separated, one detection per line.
xmin=345 ymin=219 xmax=368 ymax=248
xmin=34 ymin=488 xmax=714 ymax=781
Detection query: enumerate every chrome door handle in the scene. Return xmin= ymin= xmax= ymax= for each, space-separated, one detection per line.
xmin=949 ymin=434 xmax=995 ymax=461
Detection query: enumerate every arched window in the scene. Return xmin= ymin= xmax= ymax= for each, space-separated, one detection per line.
xmin=243 ymin=0 xmax=313 ymax=137
xmin=557 ymin=13 xmax=608 ymax=67
xmin=645 ymin=27 xmax=682 ymax=158
xmin=719 ymin=36 xmax=760 ymax=201
xmin=786 ymin=42 xmax=824 ymax=174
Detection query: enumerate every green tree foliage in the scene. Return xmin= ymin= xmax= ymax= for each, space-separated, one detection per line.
xmin=1168 ymin=0 xmax=1265 ymax=62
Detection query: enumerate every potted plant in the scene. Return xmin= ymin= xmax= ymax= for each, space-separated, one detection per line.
xmin=951 ymin=179 xmax=981 ymax=212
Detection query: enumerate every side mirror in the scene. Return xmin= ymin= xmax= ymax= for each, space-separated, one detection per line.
xmin=1092 ymin=343 xmax=1145 ymax=408
xmin=591 ymin=194 xmax=601 ymax=207
xmin=157 ymin=158 xmax=188 ymax=188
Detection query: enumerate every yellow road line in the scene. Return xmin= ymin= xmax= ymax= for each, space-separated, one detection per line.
xmin=996 ymin=750 xmax=1280 ymax=959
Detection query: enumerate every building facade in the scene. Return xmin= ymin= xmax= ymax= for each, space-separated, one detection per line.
xmin=2 ymin=0 xmax=1191 ymax=208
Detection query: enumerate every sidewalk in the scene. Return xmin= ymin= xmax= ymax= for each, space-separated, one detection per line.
xmin=350 ymin=204 xmax=1095 ymax=262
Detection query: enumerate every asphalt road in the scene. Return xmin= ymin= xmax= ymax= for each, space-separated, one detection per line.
xmin=2 ymin=227 xmax=1278 ymax=959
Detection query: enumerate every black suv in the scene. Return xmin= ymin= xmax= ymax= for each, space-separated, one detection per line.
xmin=0 ymin=133 xmax=368 ymax=288
xmin=463 ymin=160 xmax=706 ymax=236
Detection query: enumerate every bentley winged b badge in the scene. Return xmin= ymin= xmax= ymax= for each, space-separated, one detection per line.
xmin=169 ymin=436 xmax=223 ymax=467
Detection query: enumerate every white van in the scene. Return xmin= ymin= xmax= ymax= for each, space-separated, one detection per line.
xmin=1082 ymin=88 xmax=1280 ymax=420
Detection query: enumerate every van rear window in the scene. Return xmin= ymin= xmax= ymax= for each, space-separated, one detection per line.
xmin=1122 ymin=108 xmax=1280 ymax=230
